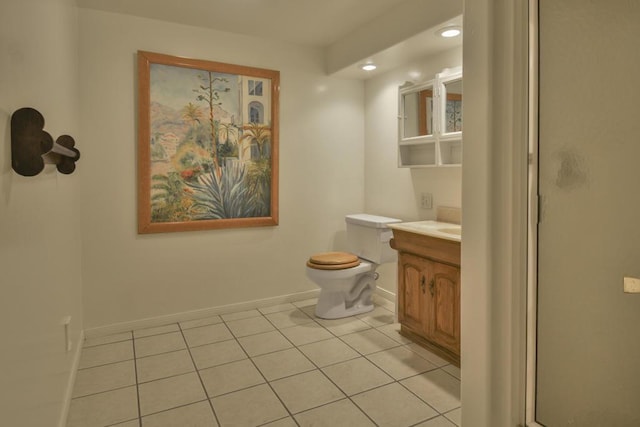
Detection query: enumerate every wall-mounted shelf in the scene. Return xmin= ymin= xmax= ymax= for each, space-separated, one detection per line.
xmin=398 ymin=68 xmax=462 ymax=168
xmin=399 ymin=140 xmax=436 ymax=167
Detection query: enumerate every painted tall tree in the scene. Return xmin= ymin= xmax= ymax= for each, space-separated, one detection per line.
xmin=240 ymin=122 xmax=272 ymax=216
xmin=193 ymin=72 xmax=230 ymax=177
xmin=181 ymin=102 xmax=202 ymax=127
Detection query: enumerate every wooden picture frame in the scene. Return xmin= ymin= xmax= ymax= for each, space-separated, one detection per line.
xmin=137 ymin=51 xmax=279 ymax=234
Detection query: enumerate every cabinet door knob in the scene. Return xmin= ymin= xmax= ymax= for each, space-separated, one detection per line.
xmin=421 ymin=276 xmax=426 ymax=293
xmin=429 ymin=278 xmax=435 ymax=296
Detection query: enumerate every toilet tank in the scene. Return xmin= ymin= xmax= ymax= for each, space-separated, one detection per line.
xmin=345 ymin=214 xmax=402 ymax=264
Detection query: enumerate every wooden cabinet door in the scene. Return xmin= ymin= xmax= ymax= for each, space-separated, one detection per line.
xmin=397 ymin=253 xmax=430 ymax=334
xmin=425 ymin=261 xmax=460 ymax=354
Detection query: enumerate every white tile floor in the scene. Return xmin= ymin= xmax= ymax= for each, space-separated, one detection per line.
xmin=67 ymin=297 xmax=461 ymax=427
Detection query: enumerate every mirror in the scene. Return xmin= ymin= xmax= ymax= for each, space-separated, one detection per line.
xmin=443 ymin=79 xmax=462 ymax=133
xmin=402 ymin=85 xmax=434 ymax=138
xmin=397 ymin=68 xmax=462 ymax=168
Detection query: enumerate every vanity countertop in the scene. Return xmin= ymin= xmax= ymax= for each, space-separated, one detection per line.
xmin=387 ymin=220 xmax=461 ymax=243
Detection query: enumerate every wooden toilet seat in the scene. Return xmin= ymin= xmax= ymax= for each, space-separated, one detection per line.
xmin=306 ymin=251 xmax=361 ymax=270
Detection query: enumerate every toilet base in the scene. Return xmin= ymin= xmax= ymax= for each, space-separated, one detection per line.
xmin=314 ymin=290 xmax=375 ymax=319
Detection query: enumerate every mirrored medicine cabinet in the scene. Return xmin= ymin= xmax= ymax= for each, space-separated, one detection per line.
xmin=398 ymin=68 xmax=462 ymax=167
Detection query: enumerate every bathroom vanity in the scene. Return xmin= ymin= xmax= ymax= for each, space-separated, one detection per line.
xmin=388 ymin=221 xmax=461 ymax=366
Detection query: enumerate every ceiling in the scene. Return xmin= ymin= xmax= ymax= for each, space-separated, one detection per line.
xmin=77 ymin=0 xmax=407 ymax=47
xmin=337 ymin=13 xmax=462 ymax=79
xmin=76 ymin=0 xmax=462 ymax=79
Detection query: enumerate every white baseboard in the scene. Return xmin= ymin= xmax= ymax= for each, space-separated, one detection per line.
xmin=85 ymin=289 xmax=321 ymax=338
xmin=58 ymin=329 xmax=84 ymax=427
xmin=374 ymin=287 xmax=397 ymax=321
xmin=374 ymin=287 xmax=396 ymax=303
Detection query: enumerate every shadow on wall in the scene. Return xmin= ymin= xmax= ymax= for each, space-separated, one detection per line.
xmin=2 ymin=109 xmax=13 ymax=204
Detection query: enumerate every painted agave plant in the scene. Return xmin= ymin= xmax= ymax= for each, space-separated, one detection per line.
xmin=187 ymin=161 xmax=265 ymax=219
xmin=245 ymin=158 xmax=271 ymax=217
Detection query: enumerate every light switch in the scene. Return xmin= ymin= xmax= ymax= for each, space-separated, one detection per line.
xmin=421 ymin=193 xmax=433 ymax=210
xmin=623 ymin=277 xmax=640 ymax=294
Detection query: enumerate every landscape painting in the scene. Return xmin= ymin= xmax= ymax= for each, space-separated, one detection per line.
xmin=137 ymin=51 xmax=279 ymax=233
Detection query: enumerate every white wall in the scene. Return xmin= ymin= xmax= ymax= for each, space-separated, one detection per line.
xmin=461 ymin=0 xmax=530 ymax=425
xmin=0 ymin=0 xmax=83 ymax=426
xmin=78 ymin=10 xmax=365 ymax=329
xmin=363 ymin=47 xmax=463 ymax=294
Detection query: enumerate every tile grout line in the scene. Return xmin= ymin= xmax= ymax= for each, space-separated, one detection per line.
xmin=73 ymin=301 xmax=459 ymax=426
xmin=261 ymin=309 xmax=380 ymax=426
xmin=136 ymin=367 xmax=202 ymax=387
xmin=130 ymin=331 xmax=143 ymax=427
xmin=255 ymin=415 xmax=297 ymax=427
xmin=136 ymin=302 xmax=457 ymax=424
xmin=222 ymin=313 xmax=303 ymax=427
xmin=69 ymin=383 xmax=137 ymax=401
xmin=293 ymin=308 xmax=418 ymax=407
xmin=442 ymin=407 xmax=462 ymax=427
xmin=135 ymin=346 xmax=192 ymax=362
xmin=396 ymin=376 xmax=444 ymax=417
xmin=77 ymin=338 xmax=136 ymax=371
xmin=129 ymin=398 xmax=210 ymax=421
xmin=362 ymin=349 xmax=441 ymax=382
xmin=258 ymin=308 xmax=388 ymax=417
xmin=406 ymin=413 xmax=451 ymax=427
xmin=440 ymin=365 xmax=462 ymax=381
xmin=278 ymin=303 xmax=459 ymax=424
xmin=176 ymin=323 xmax=223 ymax=427
xmin=204 ymin=318 xmax=394 ymax=399
xmin=321 ymin=315 xmax=446 ymax=388
xmin=75 ymin=357 xmax=135 ymax=372
xmin=285 ymin=317 xmax=385 ymax=415
xmin=82 ymin=338 xmax=132 ymax=349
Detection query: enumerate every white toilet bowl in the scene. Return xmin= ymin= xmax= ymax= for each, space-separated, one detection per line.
xmin=305 ymin=260 xmax=378 ymax=319
xmin=306 ymin=214 xmax=402 ymax=319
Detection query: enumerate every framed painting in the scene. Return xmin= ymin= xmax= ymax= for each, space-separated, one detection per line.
xmin=137 ymin=51 xmax=279 ymax=233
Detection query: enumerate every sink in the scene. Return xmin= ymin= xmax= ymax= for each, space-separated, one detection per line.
xmin=439 ymin=228 xmax=461 ymax=236
xmin=388 ymin=220 xmax=462 ymax=242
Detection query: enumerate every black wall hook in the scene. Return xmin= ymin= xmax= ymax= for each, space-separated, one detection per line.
xmin=11 ymin=107 xmax=80 ymax=176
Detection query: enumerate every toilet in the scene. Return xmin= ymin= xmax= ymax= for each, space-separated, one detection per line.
xmin=306 ymin=214 xmax=402 ymax=319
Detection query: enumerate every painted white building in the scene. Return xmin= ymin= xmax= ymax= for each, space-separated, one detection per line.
xmin=238 ymin=76 xmax=272 ymax=161
xmin=240 ymin=76 xmax=271 ymax=126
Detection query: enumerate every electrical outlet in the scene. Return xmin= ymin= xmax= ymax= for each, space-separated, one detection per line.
xmin=421 ymin=193 xmax=433 ymax=209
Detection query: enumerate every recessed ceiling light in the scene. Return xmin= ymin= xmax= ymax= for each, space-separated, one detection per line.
xmin=437 ymin=26 xmax=462 ymax=38
xmin=361 ymin=63 xmax=377 ymax=71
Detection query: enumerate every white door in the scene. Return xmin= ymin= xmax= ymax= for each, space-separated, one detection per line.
xmin=536 ymin=0 xmax=640 ymax=425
